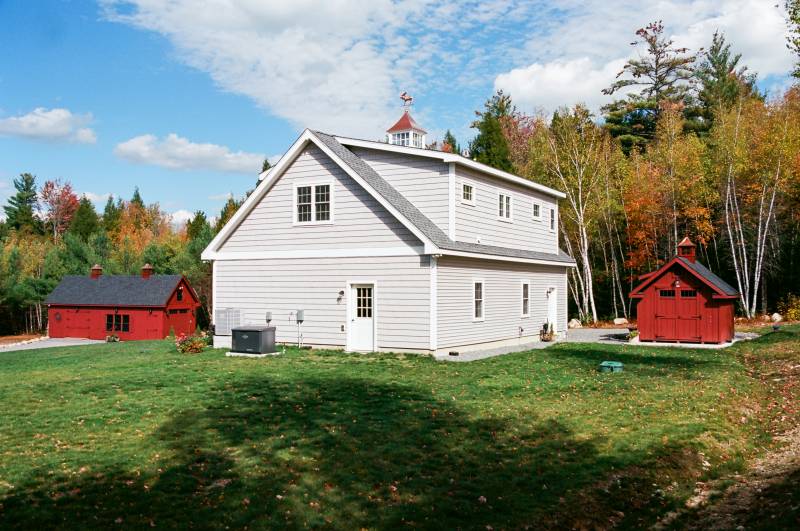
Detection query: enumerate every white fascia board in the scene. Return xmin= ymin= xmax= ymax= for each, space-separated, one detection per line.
xmin=334 ymin=136 xmax=566 ymax=199
xmin=441 ymin=249 xmax=576 ymax=268
xmin=203 ymin=246 xmax=424 ymax=261
xmin=202 ymin=129 xmax=317 ymax=260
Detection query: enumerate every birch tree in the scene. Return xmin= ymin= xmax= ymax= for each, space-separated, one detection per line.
xmin=710 ymin=89 xmax=800 ymax=317
xmin=528 ymin=106 xmax=622 ymax=323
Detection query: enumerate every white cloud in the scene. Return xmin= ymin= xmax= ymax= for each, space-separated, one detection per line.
xmin=114 ymin=133 xmax=264 ymax=174
xmin=80 ymin=191 xmax=112 ymax=204
xmin=169 ymin=209 xmax=194 ymax=226
xmin=495 ymin=0 xmax=793 ymax=114
xmin=208 ymin=192 xmax=233 ymax=201
xmin=0 ymin=107 xmax=97 ymax=143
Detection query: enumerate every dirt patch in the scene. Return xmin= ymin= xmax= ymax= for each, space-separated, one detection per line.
xmin=0 ymin=334 xmax=43 ymax=346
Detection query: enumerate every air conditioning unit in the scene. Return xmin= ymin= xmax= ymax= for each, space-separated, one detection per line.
xmin=231 ymin=326 xmax=276 ymax=354
xmin=214 ymin=308 xmax=241 ymax=335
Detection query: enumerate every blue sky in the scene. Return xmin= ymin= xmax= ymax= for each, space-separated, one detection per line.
xmin=0 ymin=0 xmax=793 ymax=223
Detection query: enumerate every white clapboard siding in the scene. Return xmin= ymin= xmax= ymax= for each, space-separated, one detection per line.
xmin=215 ymin=256 xmax=431 ymax=350
xmin=219 ymin=144 xmax=422 ymax=252
xmin=351 ymin=147 xmax=450 ymax=233
xmin=455 ymin=166 xmax=558 ymax=254
xmin=437 ymin=256 xmax=568 ymax=349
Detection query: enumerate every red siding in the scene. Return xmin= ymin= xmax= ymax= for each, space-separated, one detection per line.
xmin=633 ymin=264 xmax=735 ymax=344
xmin=47 ymin=278 xmax=200 ymax=341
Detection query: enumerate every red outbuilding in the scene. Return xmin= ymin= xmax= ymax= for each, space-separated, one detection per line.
xmin=630 ymin=238 xmax=739 ymax=344
xmin=46 ymin=264 xmax=201 ymax=341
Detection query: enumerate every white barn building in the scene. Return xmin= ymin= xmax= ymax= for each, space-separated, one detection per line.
xmin=203 ymin=112 xmax=574 ymax=355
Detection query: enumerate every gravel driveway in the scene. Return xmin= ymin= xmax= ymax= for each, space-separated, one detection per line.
xmin=0 ymin=338 xmax=104 ymax=352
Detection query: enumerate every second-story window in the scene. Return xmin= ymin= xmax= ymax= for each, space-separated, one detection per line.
xmin=550 ymin=207 xmax=556 ymax=231
xmin=296 ymin=183 xmax=333 ymax=224
xmin=498 ymin=193 xmax=512 ymax=221
xmin=462 ymin=183 xmax=475 ymax=205
xmin=533 ymin=202 xmax=541 ymax=220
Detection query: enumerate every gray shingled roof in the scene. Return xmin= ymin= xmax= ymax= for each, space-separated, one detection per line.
xmin=678 ymin=258 xmax=739 ymax=296
xmin=46 ymin=275 xmax=185 ymax=306
xmin=312 ymin=131 xmax=575 ymax=266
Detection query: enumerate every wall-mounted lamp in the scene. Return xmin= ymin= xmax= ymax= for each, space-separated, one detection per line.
xmin=265 ymin=312 xmax=272 ymax=326
xmin=674 ymin=280 xmax=682 ymax=288
xmin=337 ymin=290 xmax=344 ymax=303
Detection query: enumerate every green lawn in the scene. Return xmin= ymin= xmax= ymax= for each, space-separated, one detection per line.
xmin=0 ymin=328 xmax=798 ymax=529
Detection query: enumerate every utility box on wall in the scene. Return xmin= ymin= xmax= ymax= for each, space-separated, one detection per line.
xmin=231 ymin=326 xmax=276 ymax=354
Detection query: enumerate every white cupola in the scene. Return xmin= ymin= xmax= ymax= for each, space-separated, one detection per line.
xmin=386 ymin=92 xmax=426 ymax=148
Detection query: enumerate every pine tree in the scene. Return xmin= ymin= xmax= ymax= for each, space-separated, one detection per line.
xmin=442 ymin=130 xmax=461 ymax=154
xmin=102 ymin=195 xmax=122 ymax=234
xmin=186 ymin=210 xmax=211 ymax=241
xmin=215 ymin=196 xmax=242 ymax=233
xmin=69 ymin=196 xmax=100 ymax=240
xmin=3 ymin=173 xmax=41 ymax=233
xmin=602 ymin=21 xmax=697 ymax=152
xmin=695 ymin=32 xmax=759 ymax=130
xmin=262 ymin=158 xmax=272 ymax=173
xmin=131 ymin=187 xmax=145 ymax=208
xmin=469 ymin=90 xmax=514 ymax=172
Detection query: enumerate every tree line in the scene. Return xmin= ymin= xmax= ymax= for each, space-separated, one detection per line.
xmin=0 ymin=174 xmax=248 ymax=334
xmin=448 ymin=17 xmax=800 ymax=323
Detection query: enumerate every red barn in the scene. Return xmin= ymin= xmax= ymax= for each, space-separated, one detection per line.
xmin=630 ymin=238 xmax=739 ymax=344
xmin=46 ymin=264 xmax=201 ymax=341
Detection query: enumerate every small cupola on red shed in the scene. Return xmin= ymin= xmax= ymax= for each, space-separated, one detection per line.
xmin=677 ymin=236 xmax=697 ymax=263
xmin=90 ymin=264 xmax=103 ymax=279
xmin=387 ymin=92 xmax=426 ymax=148
xmin=141 ymin=263 xmax=154 ymax=279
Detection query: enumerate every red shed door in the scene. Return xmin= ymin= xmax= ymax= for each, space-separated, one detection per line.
xmin=676 ymin=288 xmax=702 ymax=342
xmin=654 ymin=288 xmax=677 ymax=340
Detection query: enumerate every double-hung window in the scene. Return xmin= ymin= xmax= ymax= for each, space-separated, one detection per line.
xmin=462 ymin=183 xmax=475 ymax=205
xmin=498 ymin=193 xmax=512 ymax=221
xmin=295 ymin=183 xmax=332 ymax=224
xmin=521 ymin=281 xmax=530 ymax=317
xmin=473 ymin=280 xmax=485 ymax=321
xmin=549 ymin=207 xmax=556 ymax=231
xmin=532 ymin=202 xmax=542 ymax=220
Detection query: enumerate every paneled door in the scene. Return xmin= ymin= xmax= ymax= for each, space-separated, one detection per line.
xmin=348 ymin=284 xmax=375 ymax=352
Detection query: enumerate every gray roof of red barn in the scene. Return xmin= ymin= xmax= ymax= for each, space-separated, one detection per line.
xmin=46 ymin=275 xmax=188 ymax=307
xmin=677 ymin=257 xmax=739 ymax=296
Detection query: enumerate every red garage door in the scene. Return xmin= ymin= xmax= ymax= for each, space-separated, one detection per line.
xmin=64 ymin=309 xmax=91 ymax=337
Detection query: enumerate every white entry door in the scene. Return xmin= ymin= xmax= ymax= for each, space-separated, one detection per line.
xmin=547 ymin=287 xmax=558 ymax=329
xmin=348 ymin=284 xmax=375 ymax=351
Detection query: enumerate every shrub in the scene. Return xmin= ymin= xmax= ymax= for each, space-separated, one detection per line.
xmin=778 ymin=294 xmax=800 ymax=321
xmin=105 ymin=334 xmax=120 ymax=343
xmin=175 ymin=333 xmax=206 ymax=354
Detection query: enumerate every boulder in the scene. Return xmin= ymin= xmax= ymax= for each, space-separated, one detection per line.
xmin=613 ymin=317 xmax=629 ymax=326
xmin=568 ymin=318 xmax=582 ymax=329
xmin=771 ymin=313 xmax=783 ymax=323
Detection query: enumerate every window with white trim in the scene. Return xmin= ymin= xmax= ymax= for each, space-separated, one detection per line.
xmin=498 ymin=193 xmax=512 ymax=221
xmin=521 ymin=281 xmax=530 ymax=317
xmin=549 ymin=207 xmax=556 ymax=231
xmin=532 ymin=202 xmax=541 ymax=220
xmin=462 ymin=183 xmax=475 ymax=205
xmin=295 ymin=183 xmax=332 ymax=224
xmin=473 ymin=280 xmax=484 ymax=321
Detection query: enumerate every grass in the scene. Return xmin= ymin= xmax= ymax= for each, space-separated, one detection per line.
xmin=0 ymin=327 xmax=798 ymax=529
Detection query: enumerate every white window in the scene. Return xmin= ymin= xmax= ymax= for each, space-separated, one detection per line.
xmin=498 ymin=193 xmax=512 ymax=221
xmin=549 ymin=207 xmax=556 ymax=231
xmin=473 ymin=280 xmax=484 ymax=321
xmin=294 ymin=183 xmax=333 ymax=224
xmin=521 ymin=281 xmax=530 ymax=317
xmin=392 ymin=132 xmax=410 ymax=146
xmin=532 ymin=202 xmax=542 ymax=220
xmin=461 ymin=182 xmax=475 ymax=205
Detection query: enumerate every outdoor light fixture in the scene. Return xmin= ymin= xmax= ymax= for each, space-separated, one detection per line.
xmin=674 ymin=280 xmax=681 ymax=288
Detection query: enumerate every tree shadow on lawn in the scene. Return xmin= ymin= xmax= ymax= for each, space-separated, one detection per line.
xmin=0 ymin=376 xmax=699 ymax=529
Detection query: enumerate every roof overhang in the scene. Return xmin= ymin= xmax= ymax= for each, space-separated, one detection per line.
xmin=629 ymin=257 xmax=738 ymax=299
xmin=331 ymin=136 xmax=567 ymax=199
xmin=439 ymin=248 xmax=576 ymax=267
xmin=203 ymin=130 xmax=439 ymax=260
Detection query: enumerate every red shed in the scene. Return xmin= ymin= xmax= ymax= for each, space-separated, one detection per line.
xmin=45 ymin=264 xmax=201 ymax=341
xmin=630 ymin=238 xmax=739 ymax=344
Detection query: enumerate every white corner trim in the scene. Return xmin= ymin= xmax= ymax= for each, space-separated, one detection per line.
xmin=448 ymin=162 xmax=456 ymax=240
xmin=211 ymin=260 xmax=218 ymax=326
xmin=333 ymin=135 xmax=566 ymax=199
xmin=204 ymin=246 xmax=424 ymax=261
xmin=430 ymin=256 xmax=438 ymax=351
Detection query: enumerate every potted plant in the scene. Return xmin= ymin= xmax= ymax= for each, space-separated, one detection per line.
xmin=540 ymin=322 xmax=555 ymax=342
